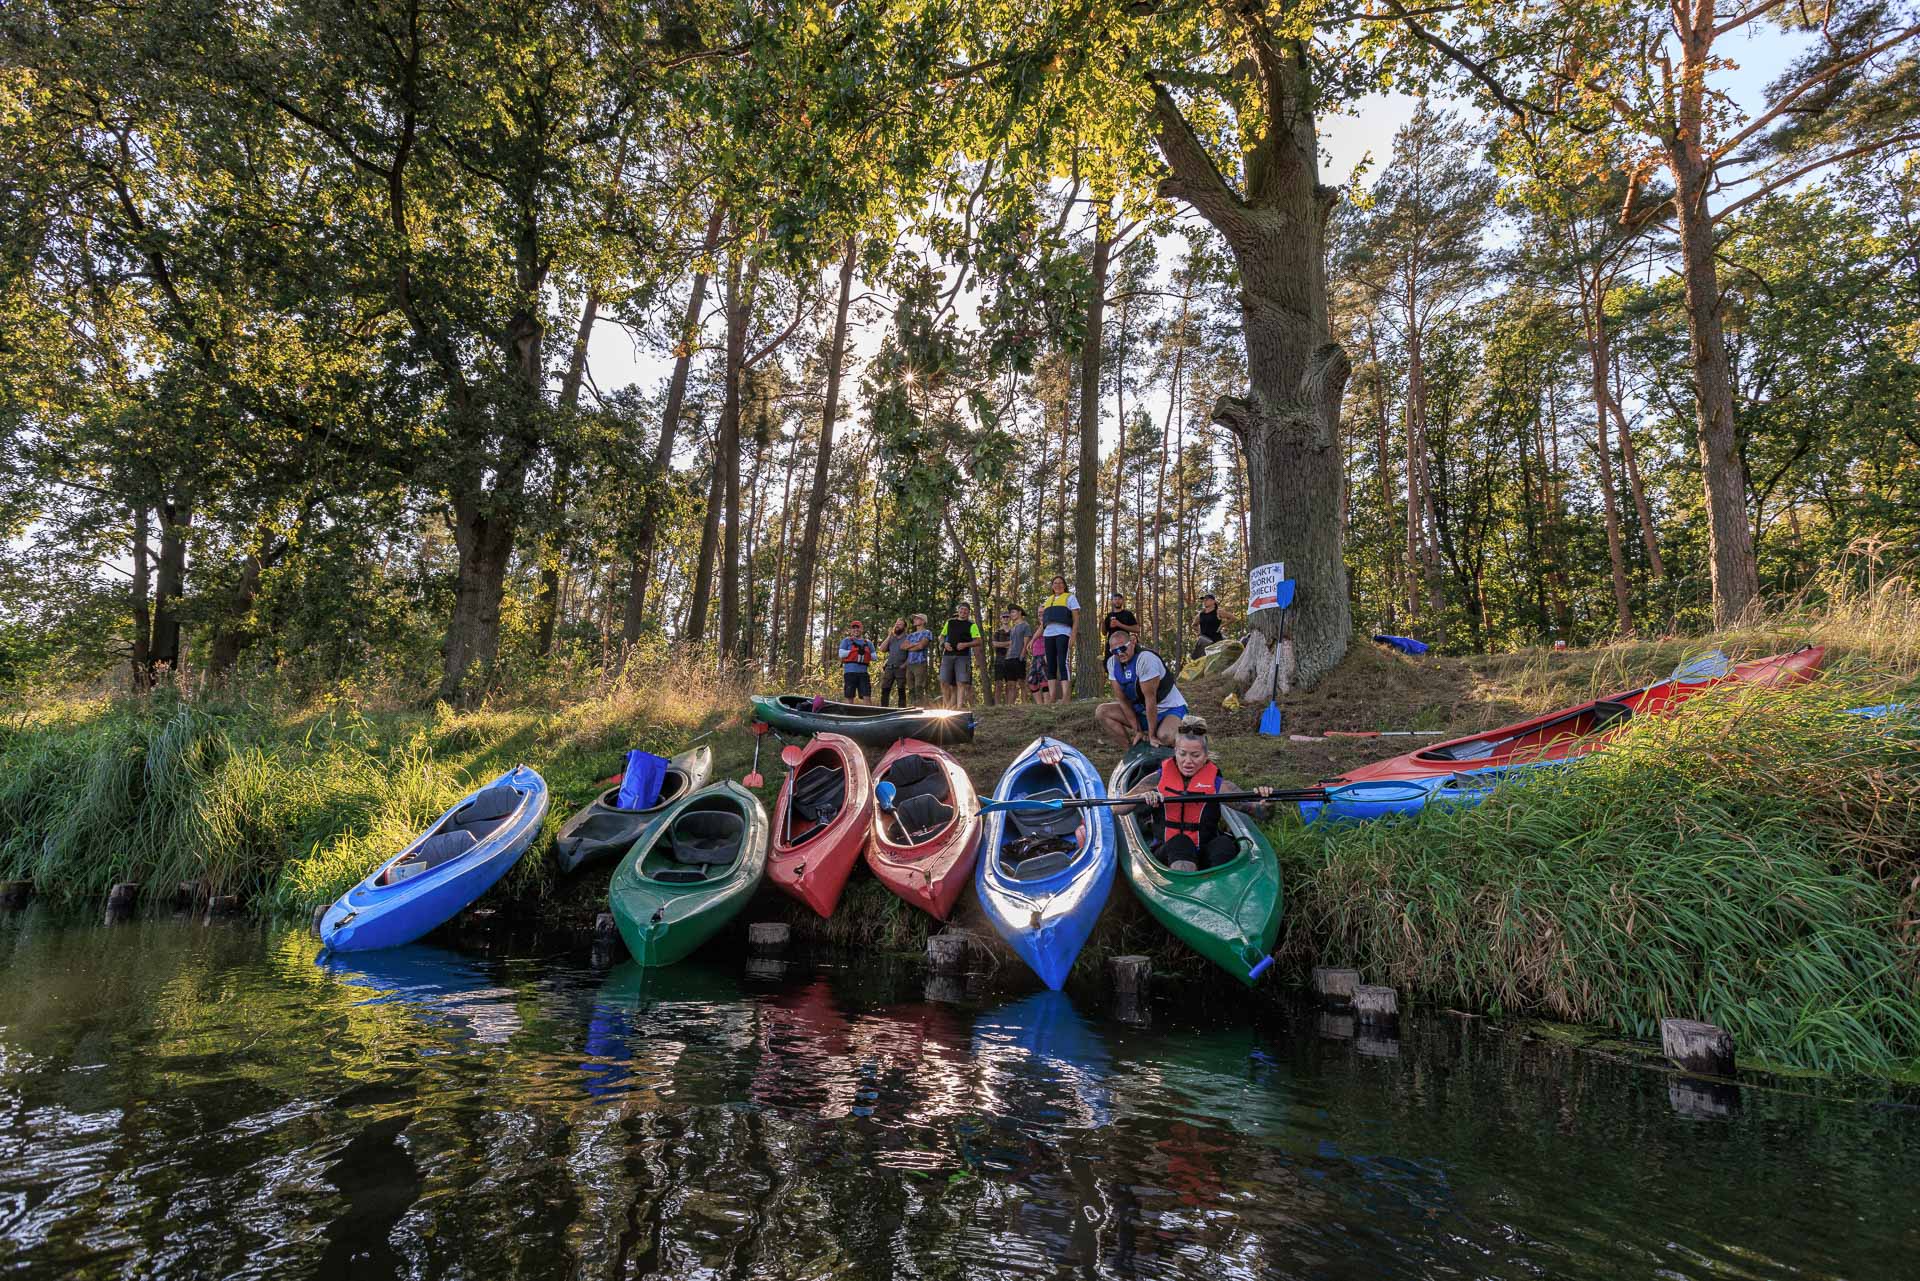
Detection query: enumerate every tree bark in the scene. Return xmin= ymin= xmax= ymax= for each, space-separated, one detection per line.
xmin=149 ymin=498 xmax=191 ymax=680
xmin=1585 ymin=310 xmax=1635 ymax=635
xmin=1073 ymin=226 xmax=1110 ymax=697
xmin=130 ymin=503 xmax=152 ymax=689
xmin=717 ymin=252 xmax=754 ymax=660
xmin=1153 ymin=37 xmax=1353 ymax=686
xmin=536 ymin=291 xmax=602 ymax=656
xmin=1609 ymin=360 xmax=1667 ymax=582
xmin=685 ymin=436 xmax=725 ymax=643
xmin=625 ymin=205 xmax=725 ymax=646
xmin=784 ymin=237 xmax=857 ymax=680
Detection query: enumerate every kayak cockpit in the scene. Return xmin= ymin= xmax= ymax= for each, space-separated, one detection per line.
xmin=878 ymin=754 xmax=955 ymax=846
xmin=642 ymin=803 xmax=745 ymax=884
xmin=783 ymin=762 xmax=847 ymax=845
xmin=1417 ymin=698 xmax=1633 ymax=764
xmin=381 ymin=784 xmax=527 ymax=885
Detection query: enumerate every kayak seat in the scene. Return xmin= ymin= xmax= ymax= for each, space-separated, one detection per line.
xmin=791 ymin=766 xmax=846 ymax=828
xmin=895 ymin=792 xmax=953 ymax=839
xmin=384 ymin=829 xmax=476 ymax=882
xmin=448 ymin=786 xmax=522 ymax=840
xmin=884 ymin=755 xmax=936 ymax=788
xmin=1006 ymin=844 xmax=1074 ymax=880
xmin=670 ymin=810 xmax=742 ymax=866
xmin=1009 ymin=790 xmax=1081 ymax=840
xmin=1590 ymin=699 xmax=1632 ymax=731
xmin=651 ymin=868 xmax=709 ymax=883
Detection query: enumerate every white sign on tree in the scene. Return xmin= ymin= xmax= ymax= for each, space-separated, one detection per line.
xmin=1248 ymin=561 xmax=1294 ymax=613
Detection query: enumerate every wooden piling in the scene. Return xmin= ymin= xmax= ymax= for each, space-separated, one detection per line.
xmin=204 ymin=895 xmax=242 ymax=919
xmin=1311 ymin=966 xmax=1360 ymax=1007
xmin=310 ymin=904 xmax=329 ymax=936
xmin=591 ymin=912 xmax=626 ymax=965
xmin=1662 ymin=1018 xmax=1735 ymax=1076
xmin=175 ymin=880 xmax=204 ymax=912
xmin=926 ymin=931 xmax=969 ymax=974
xmin=749 ymin=922 xmax=791 ymax=954
xmin=104 ymin=882 xmax=140 ymax=923
xmin=1107 ymin=955 xmax=1153 ymax=996
xmin=1353 ymin=984 xmax=1400 ymax=1030
xmin=0 ymin=881 xmax=30 ymax=911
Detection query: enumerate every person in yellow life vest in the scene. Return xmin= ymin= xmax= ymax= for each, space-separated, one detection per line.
xmin=1126 ymin=720 xmax=1274 ymax=872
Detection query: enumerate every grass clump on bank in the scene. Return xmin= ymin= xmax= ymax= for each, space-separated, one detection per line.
xmin=1273 ymin=666 xmax=1920 ymax=1075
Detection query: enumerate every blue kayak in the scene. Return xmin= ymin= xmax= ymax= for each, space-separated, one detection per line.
xmin=1299 ymin=764 xmax=1554 ymax=825
xmin=976 ymin=737 xmax=1115 ymax=990
xmin=319 ymin=765 xmax=549 ymax=952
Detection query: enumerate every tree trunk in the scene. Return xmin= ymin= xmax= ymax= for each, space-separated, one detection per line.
xmin=1668 ymin=47 xmax=1760 ymax=626
xmin=1365 ymin=321 xmax=1399 ymax=624
xmin=625 ymin=205 xmax=725 ymax=646
xmin=149 ymin=498 xmax=191 ymax=679
xmin=1609 ymin=358 xmax=1667 ymax=581
xmin=1073 ymin=227 xmax=1110 ymax=697
xmin=1107 ymin=294 xmax=1131 ymax=601
xmin=718 ymin=253 xmax=756 ymax=660
xmin=1586 ymin=310 xmax=1635 ymax=635
xmin=685 ymin=439 xmax=725 ymax=643
xmin=784 ymin=237 xmax=857 ymax=680
xmin=1406 ymin=321 xmax=1446 ymax=633
xmin=130 ymin=503 xmax=152 ymax=689
xmin=536 ymin=290 xmax=602 ymax=656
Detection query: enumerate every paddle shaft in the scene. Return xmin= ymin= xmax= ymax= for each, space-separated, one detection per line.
xmin=980 ymin=786 xmax=1330 ymax=814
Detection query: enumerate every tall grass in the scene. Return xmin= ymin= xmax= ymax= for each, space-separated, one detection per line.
xmin=1274 ymin=669 xmax=1920 ymax=1075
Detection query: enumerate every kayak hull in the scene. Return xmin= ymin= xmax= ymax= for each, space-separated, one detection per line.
xmin=608 ymin=781 xmax=769 ymax=966
xmin=1110 ymin=747 xmax=1282 ymax=985
xmin=320 ymin=765 xmax=549 ymax=953
xmin=1335 ymin=645 xmax=1825 ymax=785
xmin=770 ymin=733 xmax=874 ymax=918
xmin=868 ymin=738 xmax=980 ymax=920
xmin=554 ymin=746 xmax=714 ymax=874
xmin=976 ymin=737 xmax=1115 ymax=990
xmin=1298 ymin=764 xmax=1556 ymax=824
xmin=750 ymin=693 xmax=975 ymax=747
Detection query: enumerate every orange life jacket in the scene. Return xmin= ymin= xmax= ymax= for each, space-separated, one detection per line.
xmin=1158 ymin=758 xmax=1221 ymax=846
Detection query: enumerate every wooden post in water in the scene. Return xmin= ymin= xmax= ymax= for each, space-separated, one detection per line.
xmin=1662 ymin=1018 xmax=1735 ymax=1076
xmin=1107 ymin=955 xmax=1153 ymax=995
xmin=592 ymin=912 xmax=626 ymax=966
xmin=1353 ymin=984 xmax=1400 ymax=1032
xmin=204 ymin=895 xmax=242 ymax=919
xmin=104 ymin=883 xmax=140 ymax=923
xmin=1312 ymin=966 xmax=1360 ymax=1007
xmin=311 ymin=904 xmax=329 ymax=936
xmin=175 ymin=880 xmax=205 ymax=912
xmin=926 ymin=931 xmax=969 ymax=975
xmin=749 ymin=922 xmax=791 ymax=954
xmin=0 ymin=881 xmax=30 ymax=911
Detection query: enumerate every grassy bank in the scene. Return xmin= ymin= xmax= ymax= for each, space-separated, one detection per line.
xmin=3 ymin=581 xmax=1917 ymax=1074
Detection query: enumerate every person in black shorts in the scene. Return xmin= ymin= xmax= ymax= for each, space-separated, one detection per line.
xmin=837 ymin=620 xmax=874 ymax=702
xmin=1000 ymin=606 xmax=1033 ymax=704
xmin=1192 ymin=592 xmax=1224 ymax=659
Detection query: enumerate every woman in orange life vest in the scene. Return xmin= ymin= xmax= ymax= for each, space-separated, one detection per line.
xmin=1126 ymin=720 xmax=1274 ymax=872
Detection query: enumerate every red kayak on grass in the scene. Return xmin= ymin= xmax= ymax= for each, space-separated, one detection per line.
xmin=867 ymin=738 xmax=980 ymax=921
xmin=770 ymin=733 xmax=873 ymax=917
xmin=1333 ymin=645 xmax=1826 ymax=785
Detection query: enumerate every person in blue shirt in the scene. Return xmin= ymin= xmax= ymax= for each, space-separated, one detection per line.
xmin=902 ymin=614 xmax=934 ymax=705
xmin=1096 ymin=625 xmax=1188 ymax=748
xmin=837 ymin=620 xmax=875 ymax=703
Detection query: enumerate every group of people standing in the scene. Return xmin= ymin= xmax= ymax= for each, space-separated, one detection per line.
xmin=833 ymin=581 xmax=1232 ymax=731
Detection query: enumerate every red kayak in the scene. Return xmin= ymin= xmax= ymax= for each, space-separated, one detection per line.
xmin=770 ymin=733 xmax=873 ymax=917
xmin=867 ymin=738 xmax=980 ymax=921
xmin=1334 ymin=645 xmax=1826 ymax=785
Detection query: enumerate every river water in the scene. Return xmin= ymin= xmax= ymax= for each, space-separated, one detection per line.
xmin=1 ymin=914 xmax=1915 ymax=1279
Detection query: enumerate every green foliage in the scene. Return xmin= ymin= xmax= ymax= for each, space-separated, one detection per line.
xmin=1274 ymin=670 xmax=1920 ymax=1074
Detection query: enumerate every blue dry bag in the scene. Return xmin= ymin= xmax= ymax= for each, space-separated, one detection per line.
xmin=617 ymin=749 xmax=669 ymax=810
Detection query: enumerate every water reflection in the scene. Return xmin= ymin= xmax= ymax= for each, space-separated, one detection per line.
xmin=0 ymin=913 xmax=1916 ymax=1280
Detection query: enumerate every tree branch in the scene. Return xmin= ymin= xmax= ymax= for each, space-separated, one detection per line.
xmin=1714 ymin=130 xmax=1920 ymax=222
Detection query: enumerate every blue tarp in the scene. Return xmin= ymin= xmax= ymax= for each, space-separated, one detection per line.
xmin=1371 ymin=634 xmax=1430 ymax=656
xmin=616 ymin=749 xmax=668 ymax=810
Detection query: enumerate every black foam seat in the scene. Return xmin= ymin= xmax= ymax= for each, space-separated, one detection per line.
xmin=1009 ymin=789 xmax=1080 ymax=840
xmin=886 ymin=755 xmax=936 ymax=788
xmin=385 ymin=829 xmax=475 ymax=882
xmin=792 ymin=766 xmax=846 ymax=824
xmin=671 ymin=810 xmax=743 ymax=865
xmin=896 ymin=792 xmax=954 ymax=837
xmin=450 ymin=786 xmax=522 ymax=838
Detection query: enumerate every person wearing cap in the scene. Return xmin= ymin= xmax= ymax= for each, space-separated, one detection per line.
xmin=999 ymin=606 xmax=1034 ymax=705
xmin=1096 ymin=624 xmax=1187 ymax=748
xmin=837 ymin=620 xmax=875 ymax=703
xmin=938 ymin=602 xmax=983 ymax=708
xmin=1192 ymin=592 xmax=1224 ymax=659
xmin=877 ymin=617 xmax=911 ymax=708
xmin=903 ymin=614 xmax=934 ymax=704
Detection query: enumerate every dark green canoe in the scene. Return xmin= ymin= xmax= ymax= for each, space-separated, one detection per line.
xmin=1108 ymin=746 xmax=1283 ymax=985
xmin=748 ymin=693 xmax=975 ymax=747
xmin=607 ymin=781 xmax=768 ymax=967
xmin=555 ymin=745 xmax=714 ymax=875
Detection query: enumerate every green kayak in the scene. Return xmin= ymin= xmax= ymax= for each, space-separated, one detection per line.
xmin=607 ymin=780 xmax=769 ymax=967
xmin=749 ymin=693 xmax=974 ymax=747
xmin=1108 ymin=746 xmax=1283 ymax=985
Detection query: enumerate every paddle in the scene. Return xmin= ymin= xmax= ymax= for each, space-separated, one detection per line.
xmin=974 ymin=780 xmax=1439 ymax=815
xmin=744 ymin=721 xmax=770 ymax=788
xmin=1257 ymin=581 xmax=1294 ymax=738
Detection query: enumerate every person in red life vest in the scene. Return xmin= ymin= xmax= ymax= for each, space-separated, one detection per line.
xmin=1126 ymin=720 xmax=1273 ymax=872
xmin=837 ymin=620 xmax=875 ymax=703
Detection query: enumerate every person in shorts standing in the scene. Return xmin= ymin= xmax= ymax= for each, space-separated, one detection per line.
xmin=903 ymin=614 xmax=933 ymax=704
xmin=1027 ymin=627 xmax=1050 ymax=703
xmin=1038 ymin=575 xmax=1079 ymax=702
xmin=938 ymin=603 xmax=982 ymax=708
xmin=837 ymin=620 xmax=875 ymax=703
xmin=1000 ymin=606 xmax=1034 ymax=705
xmin=877 ymin=617 xmax=911 ymax=708
xmin=1192 ymin=592 xmax=1224 ymax=659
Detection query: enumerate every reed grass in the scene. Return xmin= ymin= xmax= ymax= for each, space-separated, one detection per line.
xmin=1273 ymin=668 xmax=1920 ymax=1075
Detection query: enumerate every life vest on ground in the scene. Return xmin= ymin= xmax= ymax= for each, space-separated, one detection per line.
xmin=1041 ymin=593 xmax=1074 ymax=628
xmin=1111 ymin=647 xmax=1168 ymax=712
xmin=1158 ymin=758 xmax=1221 ymax=847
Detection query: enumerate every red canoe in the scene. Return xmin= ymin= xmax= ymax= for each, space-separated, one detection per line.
xmin=770 ymin=733 xmax=873 ymax=917
xmin=867 ymin=738 xmax=980 ymax=921
xmin=1334 ymin=645 xmax=1826 ymax=785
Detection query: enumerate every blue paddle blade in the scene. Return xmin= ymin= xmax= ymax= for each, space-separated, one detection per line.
xmin=977 ymin=795 xmax=1066 ymax=815
xmin=875 ymin=781 xmax=897 ymax=811
xmin=1672 ymin=648 xmax=1732 ymax=681
xmin=1272 ymin=579 xmax=1296 ymax=609
xmin=1257 ymin=702 xmax=1283 ymax=737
